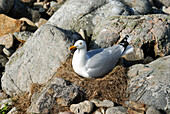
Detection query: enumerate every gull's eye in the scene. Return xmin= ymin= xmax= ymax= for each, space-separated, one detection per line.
xmin=80 ymin=42 xmax=82 ymax=45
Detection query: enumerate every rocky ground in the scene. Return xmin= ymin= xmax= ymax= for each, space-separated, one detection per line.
xmin=0 ymin=0 xmax=170 ymax=114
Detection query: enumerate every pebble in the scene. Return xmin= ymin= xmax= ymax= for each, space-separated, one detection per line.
xmin=106 ymin=106 xmax=127 ymax=114
xmin=3 ymin=48 xmax=14 ymax=57
xmin=91 ymin=99 xmax=114 ymax=108
xmin=146 ymin=106 xmax=161 ymax=114
xmin=70 ymin=100 xmax=94 ymax=114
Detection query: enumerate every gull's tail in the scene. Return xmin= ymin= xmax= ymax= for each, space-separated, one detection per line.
xmin=119 ymin=35 xmax=134 ymax=56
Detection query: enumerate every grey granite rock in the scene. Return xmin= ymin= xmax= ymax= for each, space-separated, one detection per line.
xmin=106 ymin=106 xmax=127 ymax=114
xmin=127 ymin=55 xmax=170 ymax=110
xmin=121 ymin=0 xmax=152 ymax=14
xmin=27 ymin=77 xmax=84 ymax=113
xmin=91 ymin=14 xmax=170 ymax=61
xmin=146 ymin=106 xmax=161 ymax=114
xmin=48 ymin=0 xmax=131 ymax=37
xmin=70 ymin=100 xmax=94 ymax=114
xmin=0 ymin=0 xmax=14 ymax=14
xmin=1 ymin=24 xmax=81 ymax=96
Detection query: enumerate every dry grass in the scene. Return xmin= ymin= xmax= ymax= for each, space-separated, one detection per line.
xmin=53 ymin=57 xmax=129 ymax=105
xmin=12 ymin=83 xmax=43 ymax=114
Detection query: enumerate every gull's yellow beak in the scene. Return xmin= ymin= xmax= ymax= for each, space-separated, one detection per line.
xmin=69 ymin=45 xmax=77 ymax=50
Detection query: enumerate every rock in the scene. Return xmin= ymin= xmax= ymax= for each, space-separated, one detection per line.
xmin=0 ymin=55 xmax=8 ymax=67
xmin=162 ymin=6 xmax=170 ymax=14
xmin=91 ymin=99 xmax=114 ymax=108
xmin=106 ymin=106 xmax=127 ymax=114
xmin=153 ymin=0 xmax=170 ymax=8
xmin=13 ymin=31 xmax=34 ymax=43
xmin=0 ymin=0 xmax=14 ymax=14
xmin=3 ymin=48 xmax=14 ymax=57
xmin=127 ymin=55 xmax=170 ymax=110
xmin=95 ymin=111 xmax=102 ymax=114
xmin=92 ymin=14 xmax=170 ymax=61
xmin=70 ymin=100 xmax=94 ymax=114
xmin=0 ymin=34 xmax=14 ymax=49
xmin=35 ymin=18 xmax=47 ymax=27
xmin=9 ymin=0 xmax=41 ymax=22
xmin=143 ymin=56 xmax=154 ymax=64
xmin=20 ymin=18 xmax=38 ymax=32
xmin=58 ymin=111 xmax=72 ymax=114
xmin=146 ymin=106 xmax=161 ymax=114
xmin=0 ymin=14 xmax=24 ymax=37
xmin=1 ymin=24 xmax=81 ymax=96
xmin=121 ymin=0 xmax=152 ymax=14
xmin=27 ymin=77 xmax=84 ymax=113
xmin=33 ymin=2 xmax=43 ymax=10
xmin=7 ymin=107 xmax=18 ymax=114
xmin=47 ymin=3 xmax=61 ymax=16
xmin=48 ymin=0 xmax=131 ymax=37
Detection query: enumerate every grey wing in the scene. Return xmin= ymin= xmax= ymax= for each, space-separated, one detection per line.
xmin=87 ymin=48 xmax=104 ymax=58
xmin=85 ymin=45 xmax=124 ymax=76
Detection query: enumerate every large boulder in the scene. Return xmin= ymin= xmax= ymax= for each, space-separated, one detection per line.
xmin=1 ymin=24 xmax=81 ymax=96
xmin=91 ymin=14 xmax=170 ymax=61
xmin=126 ymin=55 xmax=170 ymax=110
xmin=48 ymin=0 xmax=132 ymax=37
xmin=27 ymin=77 xmax=84 ymax=113
xmin=120 ymin=0 xmax=152 ymax=14
xmin=0 ymin=0 xmax=14 ymax=14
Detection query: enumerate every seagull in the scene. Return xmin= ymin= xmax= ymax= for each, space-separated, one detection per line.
xmin=69 ymin=35 xmax=134 ymax=78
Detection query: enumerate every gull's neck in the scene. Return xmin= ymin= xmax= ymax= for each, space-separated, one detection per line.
xmin=73 ymin=46 xmax=87 ymax=67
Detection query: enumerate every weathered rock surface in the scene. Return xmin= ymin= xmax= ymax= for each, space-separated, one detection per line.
xmin=91 ymin=14 xmax=170 ymax=61
xmin=1 ymin=24 xmax=81 ymax=96
xmin=146 ymin=106 xmax=161 ymax=114
xmin=0 ymin=0 xmax=14 ymax=14
xmin=48 ymin=0 xmax=132 ymax=37
xmin=121 ymin=0 xmax=152 ymax=14
xmin=106 ymin=106 xmax=127 ymax=114
xmin=70 ymin=100 xmax=94 ymax=114
xmin=127 ymin=55 xmax=170 ymax=110
xmin=27 ymin=77 xmax=84 ymax=113
xmin=0 ymin=14 xmax=24 ymax=37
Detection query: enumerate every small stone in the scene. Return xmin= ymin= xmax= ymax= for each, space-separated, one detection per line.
xmin=143 ymin=56 xmax=154 ymax=64
xmin=162 ymin=6 xmax=170 ymax=14
xmin=0 ymin=34 xmax=14 ymax=49
xmin=3 ymin=48 xmax=14 ymax=57
xmin=20 ymin=18 xmax=38 ymax=32
xmin=7 ymin=107 xmax=18 ymax=114
xmin=106 ymin=106 xmax=127 ymax=114
xmin=91 ymin=99 xmax=114 ymax=108
xmin=95 ymin=111 xmax=102 ymax=114
xmin=35 ymin=18 xmax=47 ymax=27
xmin=13 ymin=31 xmax=33 ymax=43
xmin=146 ymin=106 xmax=161 ymax=114
xmin=33 ymin=2 xmax=43 ymax=10
xmin=70 ymin=100 xmax=94 ymax=114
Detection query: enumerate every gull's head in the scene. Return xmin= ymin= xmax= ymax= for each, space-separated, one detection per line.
xmin=69 ymin=40 xmax=86 ymax=50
